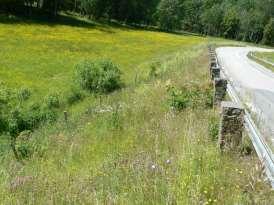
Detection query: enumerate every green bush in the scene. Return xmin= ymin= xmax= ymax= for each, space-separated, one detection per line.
xmin=75 ymin=59 xmax=122 ymax=93
xmin=0 ymin=116 xmax=8 ymax=133
xmin=148 ymin=62 xmax=161 ymax=79
xmin=0 ymin=83 xmax=12 ymax=106
xmin=168 ymin=85 xmax=213 ymax=111
xmin=44 ymin=93 xmax=60 ymax=109
xmin=66 ymin=87 xmax=84 ymax=105
xmin=8 ymin=103 xmax=57 ymax=138
xmin=17 ymin=87 xmax=31 ymax=102
xmin=208 ymin=116 xmax=219 ymax=141
xmin=14 ymin=130 xmax=33 ymax=160
xmin=168 ymin=87 xmax=191 ymax=111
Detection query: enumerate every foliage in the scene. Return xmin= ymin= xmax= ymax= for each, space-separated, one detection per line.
xmin=201 ymin=4 xmax=223 ymax=36
xmin=44 ymin=92 xmax=60 ymax=109
xmin=262 ymin=18 xmax=274 ymax=46
xmin=182 ymin=0 xmax=203 ymax=33
xmin=66 ymin=87 xmax=84 ymax=105
xmin=222 ymin=7 xmax=240 ymax=39
xmin=208 ymin=116 xmax=219 ymax=141
xmin=239 ymin=9 xmax=265 ymax=43
xmin=156 ymin=0 xmax=183 ymax=31
xmin=75 ymin=59 xmax=122 ymax=93
xmin=168 ymin=85 xmax=213 ymax=111
xmin=79 ymin=0 xmax=108 ymax=19
xmin=168 ymin=86 xmax=191 ymax=110
xmin=148 ymin=61 xmax=161 ymax=79
xmin=17 ymin=87 xmax=31 ymax=102
xmin=8 ymin=103 xmax=57 ymax=137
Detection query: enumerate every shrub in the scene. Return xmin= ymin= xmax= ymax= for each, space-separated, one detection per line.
xmin=14 ymin=130 xmax=33 ymax=160
xmin=149 ymin=62 xmax=161 ymax=79
xmin=75 ymin=59 xmax=122 ymax=93
xmin=203 ymin=88 xmax=213 ymax=108
xmin=44 ymin=92 xmax=60 ymax=109
xmin=0 ymin=116 xmax=8 ymax=133
xmin=168 ymin=85 xmax=213 ymax=111
xmin=168 ymin=87 xmax=191 ymax=111
xmin=66 ymin=87 xmax=84 ymax=105
xmin=0 ymin=84 xmax=13 ymax=134
xmin=8 ymin=103 xmax=58 ymax=138
xmin=0 ymin=83 xmax=12 ymax=106
xmin=17 ymin=87 xmax=31 ymax=102
xmin=208 ymin=116 xmax=219 ymax=141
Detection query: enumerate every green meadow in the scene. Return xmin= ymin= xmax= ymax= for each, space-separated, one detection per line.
xmin=0 ymin=15 xmax=273 ymax=204
xmin=0 ymin=15 xmax=202 ymax=100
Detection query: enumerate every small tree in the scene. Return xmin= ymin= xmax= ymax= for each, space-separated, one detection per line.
xmin=222 ymin=7 xmax=240 ymax=39
xmin=262 ymin=18 xmax=274 ymax=46
xmin=201 ymin=4 xmax=224 ymax=36
xmin=79 ymin=0 xmax=108 ymax=19
xmin=75 ymin=59 xmax=122 ymax=94
xmin=156 ymin=0 xmax=183 ymax=31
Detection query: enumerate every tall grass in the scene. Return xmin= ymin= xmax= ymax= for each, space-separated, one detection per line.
xmin=0 ymin=44 xmax=272 ymax=204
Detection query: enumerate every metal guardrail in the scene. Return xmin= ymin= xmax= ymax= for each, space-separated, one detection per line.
xmin=215 ymin=52 xmax=274 ymax=188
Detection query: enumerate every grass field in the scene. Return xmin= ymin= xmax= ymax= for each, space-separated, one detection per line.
xmin=0 ymin=15 xmax=273 ymax=204
xmin=0 ymin=14 xmax=203 ymax=100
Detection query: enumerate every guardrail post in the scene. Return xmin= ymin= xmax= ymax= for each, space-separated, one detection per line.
xmin=211 ymin=66 xmax=220 ymax=79
xmin=218 ymin=101 xmax=245 ymax=150
xmin=214 ymin=78 xmax=227 ymax=105
xmin=64 ymin=111 xmax=68 ymax=123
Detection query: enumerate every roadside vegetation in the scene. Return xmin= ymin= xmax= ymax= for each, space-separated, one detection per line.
xmin=253 ymin=52 xmax=274 ymax=64
xmin=249 ymin=51 xmax=274 ymax=72
xmin=0 ymin=14 xmax=273 ymax=203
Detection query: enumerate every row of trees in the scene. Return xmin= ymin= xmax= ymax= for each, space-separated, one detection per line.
xmin=156 ymin=0 xmax=274 ymax=46
xmin=1 ymin=0 xmax=274 ymax=46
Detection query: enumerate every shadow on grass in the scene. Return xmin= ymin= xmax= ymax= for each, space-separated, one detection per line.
xmin=0 ymin=11 xmax=128 ymax=34
xmin=0 ymin=10 xmax=202 ymax=37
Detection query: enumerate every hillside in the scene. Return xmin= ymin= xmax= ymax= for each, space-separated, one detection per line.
xmin=0 ymin=15 xmax=273 ymax=204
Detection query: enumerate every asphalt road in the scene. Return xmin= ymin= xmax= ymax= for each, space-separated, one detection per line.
xmin=216 ymin=47 xmax=274 ymax=149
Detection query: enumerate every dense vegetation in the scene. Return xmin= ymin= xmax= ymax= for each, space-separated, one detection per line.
xmin=1 ymin=0 xmax=274 ymax=46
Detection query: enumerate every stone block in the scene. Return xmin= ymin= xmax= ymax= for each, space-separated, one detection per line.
xmin=211 ymin=66 xmax=220 ymax=79
xmin=214 ymin=78 xmax=227 ymax=105
xmin=218 ymin=101 xmax=245 ymax=150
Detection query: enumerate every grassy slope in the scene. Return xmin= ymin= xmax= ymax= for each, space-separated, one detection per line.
xmin=250 ymin=52 xmax=274 ymax=72
xmin=255 ymin=52 xmax=274 ymax=63
xmin=0 ymin=15 xmax=273 ymax=204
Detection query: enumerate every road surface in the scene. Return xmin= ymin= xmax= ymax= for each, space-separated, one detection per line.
xmin=216 ymin=47 xmax=274 ymax=150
